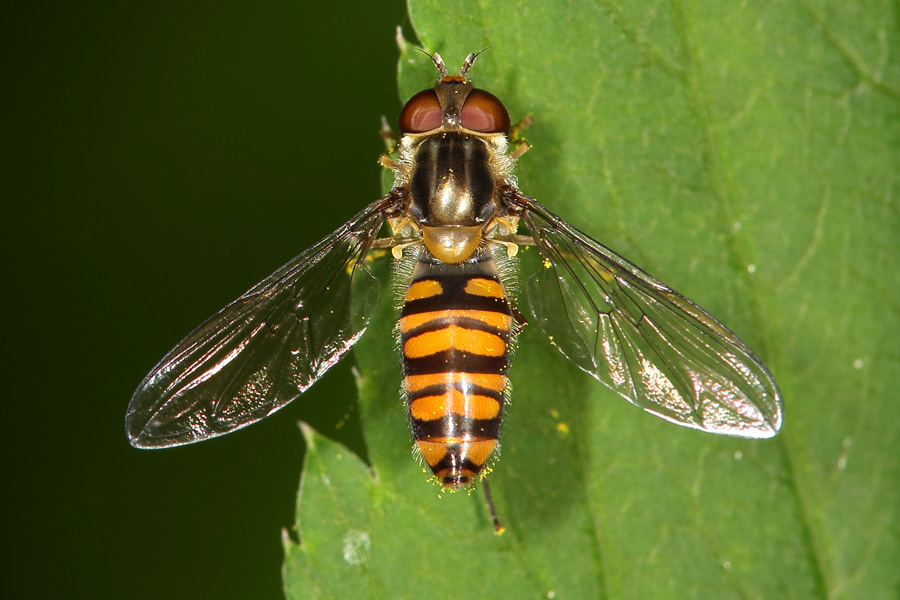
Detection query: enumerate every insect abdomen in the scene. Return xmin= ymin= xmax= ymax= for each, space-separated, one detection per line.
xmin=399 ymin=251 xmax=512 ymax=489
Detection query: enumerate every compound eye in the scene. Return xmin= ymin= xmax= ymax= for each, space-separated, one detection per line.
xmin=399 ymin=89 xmax=442 ymax=133
xmin=460 ymin=89 xmax=510 ymax=134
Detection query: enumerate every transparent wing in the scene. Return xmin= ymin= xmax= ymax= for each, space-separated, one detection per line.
xmin=514 ymin=194 xmax=783 ymax=438
xmin=126 ymin=198 xmax=391 ymax=448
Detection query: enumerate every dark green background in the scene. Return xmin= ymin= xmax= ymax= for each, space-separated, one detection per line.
xmin=4 ymin=2 xmax=407 ymax=598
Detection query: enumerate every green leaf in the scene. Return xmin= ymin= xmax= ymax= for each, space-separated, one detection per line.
xmin=285 ymin=2 xmax=900 ymax=598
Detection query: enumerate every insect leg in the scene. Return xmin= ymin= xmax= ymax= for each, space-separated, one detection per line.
xmin=509 ymin=114 xmax=534 ymax=161
xmin=379 ymin=115 xmax=399 ymax=158
xmin=481 ymin=479 xmax=505 ymax=534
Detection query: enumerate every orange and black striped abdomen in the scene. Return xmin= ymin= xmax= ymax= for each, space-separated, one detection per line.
xmin=399 ymin=252 xmax=512 ymax=489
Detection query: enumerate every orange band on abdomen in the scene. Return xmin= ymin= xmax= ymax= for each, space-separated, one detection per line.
xmin=405 ymin=279 xmax=443 ymax=301
xmin=404 ymin=326 xmax=506 ymax=358
xmin=399 ymin=309 xmax=511 ymax=334
xmin=404 ymin=372 xmax=506 ymax=394
xmin=409 ymin=388 xmax=501 ymax=421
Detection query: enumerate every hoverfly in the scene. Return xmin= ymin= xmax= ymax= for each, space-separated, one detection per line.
xmin=127 ymin=52 xmax=783 ymax=492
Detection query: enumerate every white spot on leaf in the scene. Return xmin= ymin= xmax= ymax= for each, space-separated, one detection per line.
xmin=342 ymin=529 xmax=371 ymax=566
